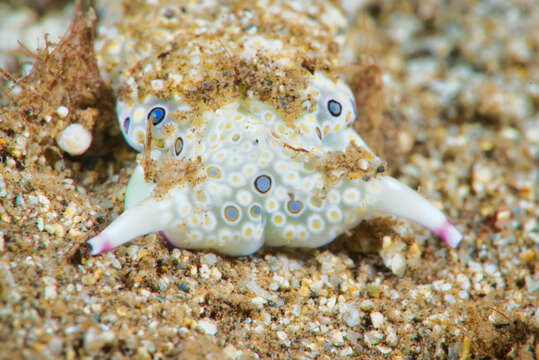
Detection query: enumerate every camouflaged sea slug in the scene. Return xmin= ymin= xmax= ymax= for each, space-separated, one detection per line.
xmin=88 ymin=0 xmax=462 ymax=256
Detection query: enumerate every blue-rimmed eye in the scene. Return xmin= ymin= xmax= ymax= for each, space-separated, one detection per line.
xmin=327 ymin=100 xmax=342 ymax=117
xmin=148 ymin=106 xmax=166 ymax=126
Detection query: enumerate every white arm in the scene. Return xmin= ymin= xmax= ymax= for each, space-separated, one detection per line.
xmin=87 ymin=198 xmax=174 ymax=255
xmin=369 ymin=176 xmax=462 ymax=248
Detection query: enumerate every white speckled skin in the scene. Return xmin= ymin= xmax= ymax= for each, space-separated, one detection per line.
xmin=88 ymin=0 xmax=462 ymax=256
xmin=88 ymin=71 xmax=462 ymax=256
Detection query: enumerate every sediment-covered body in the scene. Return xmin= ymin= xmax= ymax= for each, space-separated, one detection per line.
xmin=88 ymin=0 xmax=462 ymax=256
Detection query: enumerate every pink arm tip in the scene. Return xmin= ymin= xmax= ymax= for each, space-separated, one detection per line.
xmin=87 ymin=234 xmax=113 ymax=256
xmin=434 ymin=221 xmax=463 ymax=248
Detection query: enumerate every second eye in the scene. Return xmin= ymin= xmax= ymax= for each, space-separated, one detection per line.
xmin=148 ymin=106 xmax=166 ymax=126
xmin=327 ymin=100 xmax=342 ymax=117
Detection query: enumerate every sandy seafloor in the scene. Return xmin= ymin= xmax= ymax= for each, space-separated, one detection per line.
xmin=0 ymin=0 xmax=537 ymax=359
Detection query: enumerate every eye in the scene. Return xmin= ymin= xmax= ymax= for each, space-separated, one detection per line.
xmin=148 ymin=106 xmax=166 ymax=126
xmin=174 ymin=137 xmax=183 ymax=156
xmin=327 ymin=100 xmax=342 ymax=117
xmin=122 ymin=117 xmax=130 ymax=133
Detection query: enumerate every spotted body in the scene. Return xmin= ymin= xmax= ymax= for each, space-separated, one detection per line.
xmin=88 ymin=0 xmax=462 ymax=256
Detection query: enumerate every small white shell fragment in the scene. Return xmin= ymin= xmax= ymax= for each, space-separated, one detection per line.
xmin=331 ymin=330 xmax=345 ymax=345
xmin=223 ymin=345 xmax=243 ymax=359
xmin=251 ymin=296 xmax=266 ymax=308
xmin=56 ymin=106 xmax=69 ymax=118
xmin=381 ymin=236 xmax=407 ymax=277
xmin=43 ymin=277 xmax=57 ymax=300
xmin=48 ymin=337 xmax=63 ymax=356
xmin=197 ymin=319 xmax=218 ymax=335
xmin=390 ymin=253 xmax=406 ymax=277
xmin=276 ymin=331 xmax=288 ymax=341
xmin=385 ymin=326 xmax=399 ymax=346
xmin=376 ymin=345 xmax=392 ymax=354
xmin=359 ymin=299 xmax=375 ymax=312
xmin=199 ymin=264 xmax=211 ymax=279
xmin=370 ymin=311 xmax=386 ymax=329
xmin=56 ymin=124 xmax=92 ymax=156
xmin=151 ymin=79 xmax=164 ymax=90
xmin=83 ymin=329 xmax=115 ymax=353
xmin=44 ymin=223 xmax=65 ymax=238
xmin=343 ymin=304 xmax=361 ymax=327
xmin=202 ymin=253 xmax=217 ymax=265
xmin=358 ymin=159 xmax=369 ymax=171
xmin=364 ymin=330 xmax=384 ymax=346
xmin=526 ymin=275 xmax=539 ymax=293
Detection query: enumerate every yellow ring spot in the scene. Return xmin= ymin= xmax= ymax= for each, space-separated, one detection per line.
xmin=196 ymin=190 xmax=207 ymax=203
xmin=134 ymin=108 xmax=143 ymax=120
xmin=152 ymin=138 xmax=165 ymax=148
xmin=266 ymin=200 xmax=277 ymax=211
xmin=310 ymin=195 xmax=323 ymax=208
xmin=206 ymin=166 xmax=222 ymax=179
xmin=135 ymin=130 xmax=145 ymax=144
xmin=273 ymin=214 xmax=284 ymax=225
